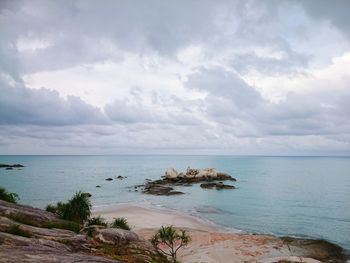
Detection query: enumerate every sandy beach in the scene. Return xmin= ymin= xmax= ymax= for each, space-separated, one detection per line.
xmin=92 ymin=204 xmax=328 ymax=263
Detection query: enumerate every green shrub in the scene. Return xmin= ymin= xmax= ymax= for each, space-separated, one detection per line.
xmin=45 ymin=204 xmax=58 ymax=213
xmin=0 ymin=187 xmax=19 ymax=203
xmin=47 ymin=191 xmax=91 ymax=224
xmin=4 ymin=224 xmax=32 ymax=238
xmin=87 ymin=216 xmax=107 ymax=227
xmin=111 ymin=217 xmax=131 ymax=230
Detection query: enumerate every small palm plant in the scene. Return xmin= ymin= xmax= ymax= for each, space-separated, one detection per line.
xmin=151 ymin=225 xmax=191 ymax=263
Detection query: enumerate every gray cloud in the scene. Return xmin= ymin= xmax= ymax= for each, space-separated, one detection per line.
xmin=298 ymin=0 xmax=350 ymax=38
xmin=185 ymin=67 xmax=350 ymax=139
xmin=0 ymin=0 xmax=350 ymax=154
xmin=0 ymin=78 xmax=106 ymax=126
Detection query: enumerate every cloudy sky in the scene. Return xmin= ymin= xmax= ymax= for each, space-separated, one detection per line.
xmin=1 ymin=0 xmax=350 ymax=155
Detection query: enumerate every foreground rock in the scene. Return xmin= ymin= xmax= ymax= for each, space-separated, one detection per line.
xmin=140 ymin=167 xmax=236 ymax=195
xmin=0 ymin=200 xmax=168 ymax=263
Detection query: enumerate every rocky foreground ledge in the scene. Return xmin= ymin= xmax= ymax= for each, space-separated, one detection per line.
xmin=0 ymin=200 xmax=167 ymax=263
xmin=137 ymin=167 xmax=237 ymax=195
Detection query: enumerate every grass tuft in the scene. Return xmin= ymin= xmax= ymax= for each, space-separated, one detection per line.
xmin=111 ymin=217 xmax=131 ymax=230
xmin=4 ymin=224 xmax=32 ymax=238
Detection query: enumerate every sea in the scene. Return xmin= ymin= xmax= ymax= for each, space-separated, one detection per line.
xmin=0 ymin=155 xmax=349 ymax=251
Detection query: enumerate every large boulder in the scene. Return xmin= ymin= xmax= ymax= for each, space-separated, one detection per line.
xmin=165 ymin=167 xmax=178 ymax=179
xmin=196 ymin=168 xmax=217 ymax=178
xmin=95 ymin=228 xmax=142 ymax=245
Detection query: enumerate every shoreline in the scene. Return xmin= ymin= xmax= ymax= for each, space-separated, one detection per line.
xmin=92 ymin=203 xmax=349 ymax=263
xmin=92 ymin=202 xmax=226 ymax=232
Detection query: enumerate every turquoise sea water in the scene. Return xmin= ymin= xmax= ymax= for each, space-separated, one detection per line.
xmin=0 ymin=155 xmax=349 ymax=251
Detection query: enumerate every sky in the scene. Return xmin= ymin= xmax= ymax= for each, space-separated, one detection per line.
xmin=0 ymin=0 xmax=350 ymax=155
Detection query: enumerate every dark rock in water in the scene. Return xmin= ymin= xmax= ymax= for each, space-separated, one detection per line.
xmin=200 ymin=182 xmax=235 ymax=190
xmin=199 ymin=183 xmax=217 ymax=189
xmin=96 ymin=185 xmax=101 ymax=188
xmin=12 ymin=164 xmax=24 ymax=168
xmin=105 ymin=178 xmax=113 ymax=181
xmin=0 ymin=164 xmax=24 ymax=168
xmin=166 ymin=191 xmax=184 ymax=196
xmin=142 ymin=182 xmax=184 ymax=196
xmin=5 ymin=167 xmax=13 ymax=170
xmin=116 ymin=175 xmax=124 ymax=179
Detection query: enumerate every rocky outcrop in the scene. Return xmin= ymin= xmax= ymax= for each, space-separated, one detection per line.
xmin=280 ymin=237 xmax=348 ymax=263
xmin=0 ymin=200 xmax=63 ymax=226
xmin=165 ymin=167 xmax=236 ymax=183
xmin=138 ymin=167 xmax=237 ymax=195
xmin=0 ymin=232 xmax=116 ymax=263
xmin=0 ymin=200 xmax=169 ymax=263
xmin=95 ymin=228 xmax=142 ymax=244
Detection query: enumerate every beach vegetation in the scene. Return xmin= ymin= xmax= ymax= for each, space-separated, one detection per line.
xmin=87 ymin=216 xmax=107 ymax=227
xmin=4 ymin=224 xmax=32 ymax=238
xmin=46 ymin=191 xmax=91 ymax=224
xmin=111 ymin=217 xmax=131 ymax=230
xmin=151 ymin=225 xmax=190 ymax=263
xmin=0 ymin=187 xmax=19 ymax=203
xmin=7 ymin=213 xmax=39 ymax=227
xmin=45 ymin=204 xmax=58 ymax=213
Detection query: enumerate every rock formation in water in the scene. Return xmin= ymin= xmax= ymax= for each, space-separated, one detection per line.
xmin=139 ymin=167 xmax=237 ymax=195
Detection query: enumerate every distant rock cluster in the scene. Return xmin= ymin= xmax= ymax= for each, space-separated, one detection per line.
xmin=0 ymin=164 xmax=24 ymax=170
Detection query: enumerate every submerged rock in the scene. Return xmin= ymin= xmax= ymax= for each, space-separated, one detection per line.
xmin=105 ymin=178 xmax=113 ymax=181
xmin=200 ymin=182 xmax=235 ymax=190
